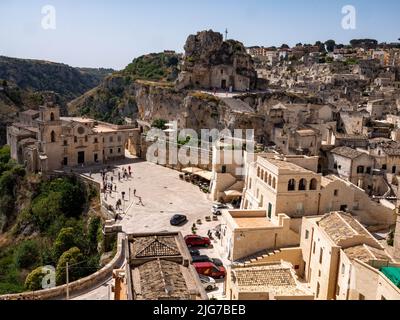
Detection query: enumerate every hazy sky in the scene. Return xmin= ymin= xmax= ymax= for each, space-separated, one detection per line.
xmin=0 ymin=0 xmax=399 ymax=70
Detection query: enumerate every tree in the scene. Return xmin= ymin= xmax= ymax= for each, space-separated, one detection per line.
xmin=88 ymin=217 xmax=101 ymax=254
xmin=25 ymin=267 xmax=48 ymax=291
xmin=1 ymin=80 xmax=7 ymax=87
xmin=280 ymin=44 xmax=289 ymax=49
xmin=151 ymin=119 xmax=167 ymax=130
xmin=325 ymin=40 xmax=336 ymax=52
xmin=14 ymin=240 xmax=40 ymax=269
xmin=315 ymin=41 xmax=326 ymax=53
xmin=53 ymin=227 xmax=79 ymax=260
xmin=56 ymin=247 xmax=84 ymax=285
xmin=31 ymin=192 xmax=63 ymax=231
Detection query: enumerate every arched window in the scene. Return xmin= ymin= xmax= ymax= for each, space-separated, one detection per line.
xmin=288 ymin=179 xmax=296 ymax=191
xmin=261 ymin=170 xmax=264 ymax=181
xmin=299 ymin=179 xmax=307 ymax=191
xmin=257 ymin=167 xmax=260 ymax=178
xmin=310 ymin=178 xmax=318 ymax=191
xmin=272 ymin=177 xmax=276 ymax=189
xmin=51 ymin=130 xmax=56 ymax=143
xmin=268 ymin=175 xmax=272 ymax=186
xmin=50 ymin=112 xmax=55 ymax=121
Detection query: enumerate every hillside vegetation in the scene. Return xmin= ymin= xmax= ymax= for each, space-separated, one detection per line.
xmin=69 ymin=52 xmax=181 ymax=124
xmin=0 ymin=146 xmax=104 ymax=294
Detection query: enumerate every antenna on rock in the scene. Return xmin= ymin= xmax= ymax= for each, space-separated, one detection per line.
xmin=225 ymin=28 xmax=228 ymax=41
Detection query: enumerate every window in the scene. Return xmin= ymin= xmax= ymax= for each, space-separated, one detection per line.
xmin=109 ymin=137 xmax=113 ymax=143
xmin=382 ymin=164 xmax=387 ymax=170
xmin=299 ymin=179 xmax=307 ymax=191
xmin=118 ymin=136 xmax=122 ymax=142
xmin=94 ymin=138 xmax=98 ymax=144
xmin=63 ymin=140 xmax=67 ymax=146
xmin=118 ymin=148 xmax=121 ymax=154
xmin=268 ymin=175 xmax=272 ymax=186
xmin=305 ymin=230 xmax=310 ymax=239
xmin=313 ymin=242 xmax=316 ymax=254
xmin=334 ymin=190 xmax=339 ymax=197
xmin=85 ymin=136 xmax=88 ymax=142
xmin=288 ymin=179 xmax=296 ymax=191
xmin=50 ymin=112 xmax=55 ymax=121
xmin=309 ymin=178 xmax=318 ymax=190
xmin=50 ymin=131 xmax=56 ymax=143
xmin=392 ymin=166 xmax=397 ymax=174
xmin=334 ymin=162 xmax=338 ymax=169
xmin=260 ymin=195 xmax=264 ymax=208
xmin=222 ymin=165 xmax=227 ymax=174
xmin=257 ymin=167 xmax=261 ymax=177
xmin=319 ymin=248 xmax=324 ymax=264
xmin=341 ymin=264 xmax=346 ymax=275
xmin=110 ymin=148 xmax=113 ymax=154
xmin=268 ymin=203 xmax=272 ymax=219
xmin=366 ymin=167 xmax=371 ymax=174
xmin=74 ymin=136 xmax=77 ymax=143
xmin=316 ymin=283 xmax=320 ymax=298
xmin=272 ymin=177 xmax=276 ymax=189
xmin=357 ymin=166 xmax=365 ymax=174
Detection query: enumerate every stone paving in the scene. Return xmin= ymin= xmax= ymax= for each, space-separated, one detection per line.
xmin=75 ymin=155 xmax=229 ymax=300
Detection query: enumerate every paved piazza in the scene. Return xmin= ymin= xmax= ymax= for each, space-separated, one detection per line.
xmin=88 ymin=158 xmax=217 ymax=235
xmin=78 ymin=156 xmax=228 ymax=300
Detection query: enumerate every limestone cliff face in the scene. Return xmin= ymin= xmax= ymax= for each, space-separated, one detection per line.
xmin=177 ymin=30 xmax=258 ymax=91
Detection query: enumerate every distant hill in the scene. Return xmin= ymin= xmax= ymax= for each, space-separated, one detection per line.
xmin=0 ymin=56 xmax=114 ymax=101
xmin=0 ymin=56 xmax=114 ymax=145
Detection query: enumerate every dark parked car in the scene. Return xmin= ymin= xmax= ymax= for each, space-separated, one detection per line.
xmin=184 ymin=235 xmax=211 ymax=248
xmin=192 ymin=255 xmax=223 ymax=267
xmin=170 ymin=214 xmax=188 ymax=226
xmin=189 ymin=249 xmax=200 ymax=256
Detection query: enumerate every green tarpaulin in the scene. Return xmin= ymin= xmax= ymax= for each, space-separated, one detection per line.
xmin=380 ymin=267 xmax=400 ymax=288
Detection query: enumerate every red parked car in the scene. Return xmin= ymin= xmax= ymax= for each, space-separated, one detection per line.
xmin=184 ymin=235 xmax=211 ymax=248
xmin=193 ymin=262 xmax=226 ymax=279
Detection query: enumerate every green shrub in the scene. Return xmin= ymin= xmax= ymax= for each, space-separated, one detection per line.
xmin=53 ymin=227 xmax=79 ymax=260
xmin=31 ymin=192 xmax=63 ymax=230
xmin=56 ymin=247 xmax=84 ymax=285
xmin=88 ymin=217 xmax=101 ymax=254
xmin=151 ymin=119 xmax=167 ymax=130
xmin=14 ymin=240 xmax=41 ymax=269
xmin=24 ymin=266 xmax=48 ymax=291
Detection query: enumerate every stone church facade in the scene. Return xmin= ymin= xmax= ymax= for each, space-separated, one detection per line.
xmin=7 ymin=105 xmax=137 ymax=172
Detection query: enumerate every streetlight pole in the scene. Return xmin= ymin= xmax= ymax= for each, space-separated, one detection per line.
xmin=66 ymin=262 xmax=69 ymax=300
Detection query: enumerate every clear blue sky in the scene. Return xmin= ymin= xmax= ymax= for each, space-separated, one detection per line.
xmin=0 ymin=0 xmax=399 ymax=70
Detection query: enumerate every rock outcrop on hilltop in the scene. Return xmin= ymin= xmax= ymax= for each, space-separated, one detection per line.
xmin=69 ymin=30 xmax=272 ymax=139
xmin=176 ymin=30 xmax=258 ymax=91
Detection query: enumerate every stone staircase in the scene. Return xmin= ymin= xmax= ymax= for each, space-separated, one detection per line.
xmin=234 ymin=248 xmax=283 ymax=266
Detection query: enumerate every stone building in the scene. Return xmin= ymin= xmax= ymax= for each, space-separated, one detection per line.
xmin=7 ymin=105 xmax=137 ymax=172
xmin=176 ymin=30 xmax=258 ymax=92
xmin=112 ymin=232 xmax=207 ymax=300
xmin=226 ymin=261 xmax=314 ymax=300
xmin=329 ymin=146 xmax=375 ymax=191
xmin=301 ymin=212 xmax=400 ymax=300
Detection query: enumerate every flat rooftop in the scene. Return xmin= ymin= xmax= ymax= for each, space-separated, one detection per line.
xmin=234 ymin=217 xmax=275 ymax=229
